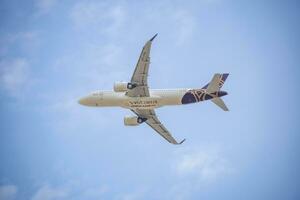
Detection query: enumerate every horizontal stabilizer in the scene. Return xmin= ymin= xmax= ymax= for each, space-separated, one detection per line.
xmin=211 ymin=97 xmax=229 ymax=111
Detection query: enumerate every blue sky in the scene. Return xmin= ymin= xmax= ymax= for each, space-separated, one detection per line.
xmin=0 ymin=0 xmax=300 ymax=199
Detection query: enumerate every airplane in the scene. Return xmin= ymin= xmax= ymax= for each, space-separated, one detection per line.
xmin=78 ymin=34 xmax=229 ymax=145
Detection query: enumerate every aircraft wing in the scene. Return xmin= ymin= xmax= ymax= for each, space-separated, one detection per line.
xmin=126 ymin=34 xmax=157 ymax=97
xmin=131 ymin=109 xmax=185 ymax=145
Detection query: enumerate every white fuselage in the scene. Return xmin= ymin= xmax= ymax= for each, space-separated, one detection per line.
xmin=78 ymin=89 xmax=189 ymax=109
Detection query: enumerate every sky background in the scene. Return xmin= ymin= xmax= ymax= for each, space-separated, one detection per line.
xmin=0 ymin=0 xmax=300 ymax=199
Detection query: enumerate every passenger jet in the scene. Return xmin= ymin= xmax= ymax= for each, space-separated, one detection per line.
xmin=78 ymin=34 xmax=229 ymax=144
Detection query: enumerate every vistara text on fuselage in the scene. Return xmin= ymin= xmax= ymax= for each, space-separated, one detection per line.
xmin=78 ymin=34 xmax=229 ymax=145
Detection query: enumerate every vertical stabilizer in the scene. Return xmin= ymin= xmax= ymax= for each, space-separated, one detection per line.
xmin=206 ymin=74 xmax=221 ymax=93
xmin=202 ymin=73 xmax=229 ymax=92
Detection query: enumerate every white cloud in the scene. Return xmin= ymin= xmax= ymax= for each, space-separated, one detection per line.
xmin=31 ymin=183 xmax=108 ymax=200
xmin=175 ymin=146 xmax=233 ymax=182
xmin=0 ymin=185 xmax=17 ymax=200
xmin=69 ymin=1 xmax=196 ymax=46
xmin=81 ymin=186 xmax=108 ymax=199
xmin=4 ymin=31 xmax=39 ymax=45
xmin=172 ymin=10 xmax=196 ymax=46
xmin=0 ymin=58 xmax=31 ymax=96
xmin=31 ymin=185 xmax=69 ymax=200
xmin=35 ymin=0 xmax=57 ymax=15
xmin=70 ymin=1 xmax=126 ymax=35
xmin=116 ymin=188 xmax=147 ymax=200
xmin=0 ymin=31 xmax=40 ymax=56
xmin=98 ymin=44 xmax=122 ymax=67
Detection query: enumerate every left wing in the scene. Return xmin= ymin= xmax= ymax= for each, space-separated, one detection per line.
xmin=126 ymin=34 xmax=157 ymax=97
xmin=131 ymin=109 xmax=185 ymax=145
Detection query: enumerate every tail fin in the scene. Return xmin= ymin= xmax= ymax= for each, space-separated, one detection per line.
xmin=202 ymin=73 xmax=229 ymax=92
xmin=211 ymin=97 xmax=229 ymax=111
xmin=203 ymin=73 xmax=229 ymax=111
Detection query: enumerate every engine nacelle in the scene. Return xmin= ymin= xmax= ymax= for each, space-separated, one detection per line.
xmin=114 ymin=81 xmax=137 ymax=92
xmin=124 ymin=116 xmax=147 ymax=126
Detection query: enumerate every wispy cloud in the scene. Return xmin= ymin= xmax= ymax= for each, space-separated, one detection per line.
xmin=174 ymin=146 xmax=234 ymax=182
xmin=30 ymin=183 xmax=108 ymax=200
xmin=34 ymin=0 xmax=57 ymax=15
xmin=0 ymin=31 xmax=40 ymax=56
xmin=115 ymin=188 xmax=147 ymax=200
xmin=70 ymin=1 xmax=126 ymax=35
xmin=81 ymin=186 xmax=108 ymax=199
xmin=172 ymin=10 xmax=196 ymax=46
xmin=0 ymin=185 xmax=17 ymax=200
xmin=6 ymin=31 xmax=39 ymax=43
xmin=0 ymin=58 xmax=31 ymax=96
xmin=69 ymin=1 xmax=196 ymax=46
xmin=31 ymin=184 xmax=68 ymax=200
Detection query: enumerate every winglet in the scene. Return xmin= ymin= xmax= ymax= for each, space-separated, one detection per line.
xmin=178 ymin=139 xmax=186 ymax=145
xmin=149 ymin=33 xmax=158 ymax=42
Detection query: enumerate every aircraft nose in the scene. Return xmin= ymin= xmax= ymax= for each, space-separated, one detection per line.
xmin=78 ymin=96 xmax=89 ymax=105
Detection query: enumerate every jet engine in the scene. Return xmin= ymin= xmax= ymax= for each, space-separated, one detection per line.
xmin=124 ymin=116 xmax=147 ymax=126
xmin=114 ymin=81 xmax=137 ymax=92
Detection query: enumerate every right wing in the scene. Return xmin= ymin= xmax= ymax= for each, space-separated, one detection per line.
xmin=131 ymin=109 xmax=185 ymax=145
